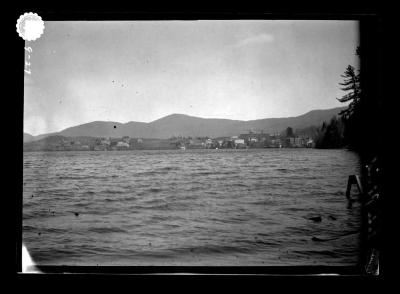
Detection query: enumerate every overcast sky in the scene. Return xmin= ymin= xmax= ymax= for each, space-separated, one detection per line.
xmin=24 ymin=20 xmax=359 ymax=136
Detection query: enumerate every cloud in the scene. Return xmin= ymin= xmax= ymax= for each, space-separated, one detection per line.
xmin=234 ymin=33 xmax=274 ymax=47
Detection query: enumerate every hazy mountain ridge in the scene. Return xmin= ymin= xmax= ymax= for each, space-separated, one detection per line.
xmin=23 ymin=133 xmax=34 ymax=142
xmin=24 ymin=107 xmax=346 ymax=141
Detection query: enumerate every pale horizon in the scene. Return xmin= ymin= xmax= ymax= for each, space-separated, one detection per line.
xmin=24 ymin=20 xmax=359 ymax=136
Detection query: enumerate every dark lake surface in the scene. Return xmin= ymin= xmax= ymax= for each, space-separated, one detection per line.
xmin=23 ymin=148 xmax=362 ymax=266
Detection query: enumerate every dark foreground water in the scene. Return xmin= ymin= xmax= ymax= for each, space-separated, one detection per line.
xmin=23 ymin=148 xmax=362 ymax=266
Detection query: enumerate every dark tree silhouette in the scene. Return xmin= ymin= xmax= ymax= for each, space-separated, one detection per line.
xmin=285 ymin=127 xmax=294 ymax=138
xmin=336 ymin=47 xmax=367 ymax=153
xmin=337 ymin=64 xmax=361 ymax=120
xmin=314 ymin=116 xmax=345 ymax=149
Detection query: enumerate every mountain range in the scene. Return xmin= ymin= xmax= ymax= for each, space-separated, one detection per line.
xmin=23 ymin=106 xmax=346 ymax=142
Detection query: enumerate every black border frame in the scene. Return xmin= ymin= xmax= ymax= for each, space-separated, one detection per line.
xmin=9 ymin=7 xmax=386 ymax=285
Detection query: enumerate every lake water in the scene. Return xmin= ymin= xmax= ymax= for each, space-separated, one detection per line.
xmin=23 ymin=148 xmax=362 ymax=266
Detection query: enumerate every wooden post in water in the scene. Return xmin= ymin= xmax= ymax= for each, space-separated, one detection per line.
xmin=345 ymin=175 xmax=364 ymax=200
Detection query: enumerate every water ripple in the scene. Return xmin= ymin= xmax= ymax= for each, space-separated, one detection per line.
xmin=23 ymin=149 xmax=361 ymax=266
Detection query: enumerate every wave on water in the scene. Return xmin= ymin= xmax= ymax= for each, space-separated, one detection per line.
xmin=23 ymin=225 xmax=37 ymax=231
xmin=88 ymin=227 xmax=128 ymax=234
xmin=292 ymin=249 xmax=340 ymax=258
xmin=23 ymin=210 xmax=54 ymax=220
xmin=171 ymin=244 xmax=254 ymax=255
xmin=102 ymin=189 xmax=126 ymax=195
xmin=160 ymin=166 xmax=180 ymax=171
xmin=57 ymin=175 xmax=111 ymax=180
xmin=23 ymin=149 xmax=362 ymax=266
xmin=73 ymin=202 xmax=91 ymax=207
xmin=232 ymin=183 xmax=248 ymax=187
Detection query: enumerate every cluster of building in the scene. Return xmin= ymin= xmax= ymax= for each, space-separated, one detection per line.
xmin=25 ymin=131 xmax=315 ymax=152
xmin=43 ymin=136 xmax=138 ymax=151
xmin=77 ymin=132 xmax=314 ymax=151
xmin=92 ymin=136 xmax=133 ymax=151
xmin=176 ymin=131 xmax=315 ymax=149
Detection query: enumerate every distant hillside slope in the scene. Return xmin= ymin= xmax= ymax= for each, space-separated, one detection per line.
xmin=23 ymin=133 xmax=34 ymax=142
xmin=28 ymin=107 xmax=346 ymax=140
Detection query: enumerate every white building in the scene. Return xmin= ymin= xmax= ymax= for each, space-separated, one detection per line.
xmin=234 ymin=139 xmax=245 ymax=145
xmin=100 ymin=139 xmax=110 ymax=146
xmin=116 ymin=141 xmax=129 ymax=148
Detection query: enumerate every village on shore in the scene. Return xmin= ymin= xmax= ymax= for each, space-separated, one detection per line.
xmin=23 ymin=129 xmax=316 ymax=152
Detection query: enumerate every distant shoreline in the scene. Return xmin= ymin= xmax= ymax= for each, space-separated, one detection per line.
xmin=22 ymin=147 xmax=344 ymax=152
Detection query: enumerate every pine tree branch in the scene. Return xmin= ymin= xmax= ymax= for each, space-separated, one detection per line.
xmin=340 ymin=85 xmax=355 ymax=91
xmin=337 ymin=93 xmax=355 ymax=102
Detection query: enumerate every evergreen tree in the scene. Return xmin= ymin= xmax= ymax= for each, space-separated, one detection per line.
xmin=336 ymin=47 xmax=364 ymax=152
xmin=285 ymin=127 xmax=294 ymax=138
xmin=314 ymin=116 xmax=345 ymax=149
xmin=337 ymin=65 xmax=361 ymax=120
